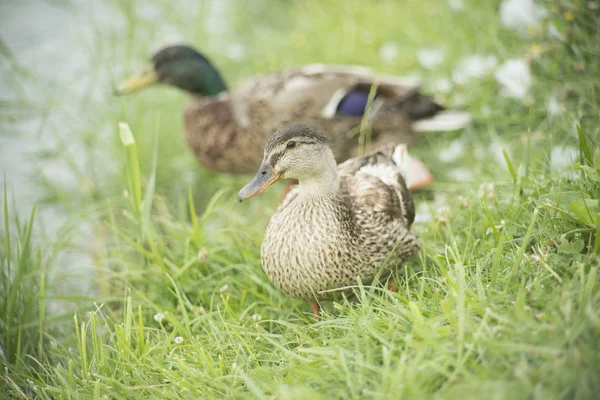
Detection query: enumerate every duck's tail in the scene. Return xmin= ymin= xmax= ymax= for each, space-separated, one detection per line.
xmin=392 ymin=144 xmax=433 ymax=191
xmin=411 ymin=109 xmax=471 ymax=132
xmin=390 ymin=89 xmax=471 ymax=133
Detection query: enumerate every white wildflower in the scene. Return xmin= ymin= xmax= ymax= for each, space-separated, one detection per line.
xmin=153 ymin=312 xmax=164 ymax=323
xmin=452 ymin=93 xmax=467 ymax=107
xmin=546 ymin=95 xmax=562 ymax=115
xmin=535 ymin=312 xmax=545 ymax=320
xmin=198 ymin=305 xmax=206 ymax=315
xmin=379 ymin=42 xmax=399 ymax=63
xmin=448 ymin=0 xmax=464 ymax=10
xmin=174 ymin=336 xmax=184 ymax=344
xmin=431 ymin=78 xmax=452 ymax=93
xmin=452 ymin=55 xmax=497 ymax=84
xmin=417 ymin=48 xmax=445 ymax=70
xmin=489 ymin=141 xmax=509 ymax=168
xmin=500 ymin=0 xmax=548 ymax=33
xmin=251 ymin=313 xmax=262 ymax=322
xmin=550 ymin=146 xmax=578 ymax=177
xmin=458 ymin=195 xmax=470 ymax=208
xmin=204 ymin=0 xmax=228 ymax=35
xmin=436 ymin=205 xmax=451 ymax=225
xmin=414 ymin=202 xmax=433 ymax=224
xmin=198 ymin=247 xmax=209 ymax=261
xmin=479 ymin=183 xmax=496 ymax=200
xmin=480 ymin=105 xmax=491 ymax=117
xmin=495 ymin=59 xmax=532 ymax=99
xmin=219 ymin=284 xmax=229 ymax=293
xmin=448 ymin=168 xmax=475 ymax=181
xmin=226 ymin=43 xmax=245 ymax=61
xmin=547 ymin=22 xmax=566 ymax=41
xmin=438 ymin=139 xmax=465 ymax=163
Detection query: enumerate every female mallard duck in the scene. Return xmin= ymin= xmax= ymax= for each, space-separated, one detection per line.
xmin=237 ymin=124 xmax=419 ymax=316
xmin=115 ymin=45 xmax=469 ymax=187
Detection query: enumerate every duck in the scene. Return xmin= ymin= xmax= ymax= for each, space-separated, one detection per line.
xmin=237 ymin=124 xmax=419 ymax=316
xmin=115 ymin=45 xmax=470 ymax=191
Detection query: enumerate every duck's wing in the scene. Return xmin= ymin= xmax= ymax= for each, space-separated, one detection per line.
xmin=340 ymin=144 xmax=418 ymax=225
xmin=235 ymin=64 xmax=469 ymax=136
xmin=338 ymin=144 xmax=432 ymax=192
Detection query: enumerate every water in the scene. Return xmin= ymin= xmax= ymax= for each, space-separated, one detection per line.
xmin=0 ymin=0 xmax=231 ymax=306
xmin=1 ymin=1 xmax=102 ymax=305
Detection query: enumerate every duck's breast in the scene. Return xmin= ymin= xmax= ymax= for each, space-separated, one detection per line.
xmin=261 ymin=195 xmax=368 ymax=300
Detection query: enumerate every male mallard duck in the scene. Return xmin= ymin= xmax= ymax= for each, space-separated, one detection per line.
xmin=237 ymin=124 xmax=419 ymax=316
xmin=115 ymin=45 xmax=469 ymax=187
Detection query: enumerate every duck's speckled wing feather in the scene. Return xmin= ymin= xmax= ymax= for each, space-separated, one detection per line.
xmin=338 ymin=145 xmax=415 ymax=225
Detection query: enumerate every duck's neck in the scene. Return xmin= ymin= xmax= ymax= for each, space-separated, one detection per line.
xmin=296 ymin=158 xmax=340 ymax=197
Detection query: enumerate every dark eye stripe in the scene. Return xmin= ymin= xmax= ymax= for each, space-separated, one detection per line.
xmin=268 ymin=151 xmax=285 ymax=168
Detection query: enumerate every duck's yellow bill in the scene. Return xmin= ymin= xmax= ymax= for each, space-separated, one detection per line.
xmin=238 ymin=165 xmax=283 ymax=202
xmin=114 ymin=64 xmax=158 ymax=96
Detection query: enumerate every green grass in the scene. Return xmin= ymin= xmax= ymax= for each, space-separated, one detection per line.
xmin=2 ymin=0 xmax=600 ymax=398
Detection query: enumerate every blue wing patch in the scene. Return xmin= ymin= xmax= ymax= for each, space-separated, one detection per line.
xmin=336 ymin=89 xmax=371 ymax=116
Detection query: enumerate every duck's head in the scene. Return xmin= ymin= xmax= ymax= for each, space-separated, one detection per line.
xmin=114 ymin=45 xmax=228 ymax=96
xmin=238 ymin=124 xmax=338 ymax=202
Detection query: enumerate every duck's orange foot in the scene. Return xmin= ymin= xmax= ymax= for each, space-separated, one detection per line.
xmin=388 ymin=277 xmax=398 ymax=293
xmin=309 ymin=301 xmax=320 ymax=317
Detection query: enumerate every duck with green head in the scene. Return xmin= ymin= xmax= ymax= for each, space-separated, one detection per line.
xmin=115 ymin=44 xmax=470 ymax=188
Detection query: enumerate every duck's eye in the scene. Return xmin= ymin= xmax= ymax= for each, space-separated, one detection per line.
xmin=287 ymin=141 xmax=296 ymax=149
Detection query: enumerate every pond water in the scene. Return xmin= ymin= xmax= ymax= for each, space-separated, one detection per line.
xmin=0 ymin=0 xmax=231 ymax=304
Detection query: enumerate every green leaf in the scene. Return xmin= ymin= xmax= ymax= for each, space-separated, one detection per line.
xmin=570 ymin=198 xmax=600 ymax=227
xmin=594 ymin=147 xmax=600 ymax=169
xmin=538 ymin=191 xmax=590 ymax=208
xmin=557 ymin=242 xmax=573 ymax=254
xmin=572 ymin=239 xmax=585 ymax=253
xmin=580 ymin=165 xmax=600 ymax=182
xmin=537 ymin=192 xmax=592 ymax=224
xmin=558 ymin=238 xmax=586 ymax=254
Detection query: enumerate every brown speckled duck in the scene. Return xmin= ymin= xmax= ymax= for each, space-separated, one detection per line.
xmin=115 ymin=45 xmax=470 ymax=188
xmin=238 ymin=124 xmax=419 ymax=316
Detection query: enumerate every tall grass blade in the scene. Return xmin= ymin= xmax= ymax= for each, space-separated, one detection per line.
xmin=576 ymin=123 xmax=593 ymax=166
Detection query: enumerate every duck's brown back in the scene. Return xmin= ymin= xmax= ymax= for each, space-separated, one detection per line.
xmin=183 ymin=64 xmax=460 ymax=174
